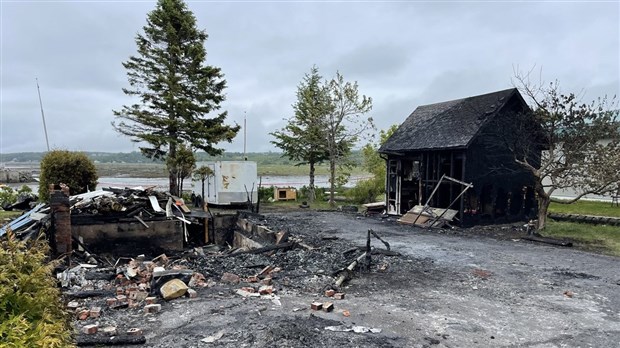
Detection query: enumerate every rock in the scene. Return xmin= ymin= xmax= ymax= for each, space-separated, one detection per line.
xmin=160 ymin=279 xmax=188 ymax=300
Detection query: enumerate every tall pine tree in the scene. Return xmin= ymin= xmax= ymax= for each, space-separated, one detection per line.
xmin=113 ymin=0 xmax=239 ymax=195
xmin=270 ymin=66 xmax=331 ymax=202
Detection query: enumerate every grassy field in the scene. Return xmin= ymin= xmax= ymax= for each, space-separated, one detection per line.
xmin=543 ymin=221 xmax=620 ymax=257
xmin=548 ymin=200 xmax=620 ymax=218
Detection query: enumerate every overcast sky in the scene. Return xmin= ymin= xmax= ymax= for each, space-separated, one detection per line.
xmin=1 ymin=0 xmax=618 ymax=156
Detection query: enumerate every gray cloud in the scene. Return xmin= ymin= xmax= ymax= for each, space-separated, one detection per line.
xmin=1 ymin=1 xmax=618 ymax=155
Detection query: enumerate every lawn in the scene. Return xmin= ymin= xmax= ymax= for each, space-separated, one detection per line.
xmin=548 ymin=200 xmax=620 ymax=218
xmin=543 ymin=220 xmax=620 ymax=257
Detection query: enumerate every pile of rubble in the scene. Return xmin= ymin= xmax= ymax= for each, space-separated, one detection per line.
xmin=0 ymin=186 xmax=199 ymax=242
xmin=61 ymin=252 xmax=210 ymax=346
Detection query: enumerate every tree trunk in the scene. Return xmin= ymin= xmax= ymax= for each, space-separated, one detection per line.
xmin=169 ymin=143 xmax=178 ymax=196
xmin=537 ymin=195 xmax=550 ymax=231
xmin=329 ymin=157 xmax=336 ymax=207
xmin=308 ymin=161 xmax=316 ymax=203
xmin=201 ymin=178 xmax=205 ymax=203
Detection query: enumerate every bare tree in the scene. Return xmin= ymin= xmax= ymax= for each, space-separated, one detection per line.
xmin=325 ymin=72 xmax=375 ymax=207
xmin=511 ymin=67 xmax=620 ymax=230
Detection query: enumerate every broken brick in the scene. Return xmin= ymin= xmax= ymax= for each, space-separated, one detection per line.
xmin=311 ymin=302 xmax=323 ymax=311
xmin=241 ymin=287 xmax=256 ymax=293
xmin=67 ymin=301 xmax=79 ymax=310
xmin=246 ymin=275 xmax=259 ymax=283
xmin=258 ymin=285 xmax=273 ymax=295
xmin=323 ymin=302 xmax=334 ymax=312
xmin=261 ymin=277 xmax=272 ymax=286
xmin=128 ymin=299 xmax=140 ymax=308
xmin=145 ymin=297 xmax=157 ymax=305
xmin=77 ymin=309 xmax=90 ymax=320
xmin=144 ymin=304 xmax=161 ymax=313
xmin=89 ymin=307 xmax=101 ymax=318
xmin=106 ymin=298 xmax=117 ymax=306
xmin=342 ymin=310 xmax=350 ymax=317
xmin=127 ymin=328 xmax=143 ymax=336
xmin=116 ymin=294 xmax=127 ymax=302
xmin=101 ymin=326 xmax=117 ymax=335
xmin=186 ymin=288 xmax=198 ymax=298
xmin=324 ymin=289 xmax=336 ymax=297
xmin=333 ymin=292 xmax=345 ymax=300
xmin=82 ymin=324 xmax=98 ymax=335
xmin=221 ymin=272 xmax=241 ymax=284
xmin=116 ymin=287 xmax=124 ymax=295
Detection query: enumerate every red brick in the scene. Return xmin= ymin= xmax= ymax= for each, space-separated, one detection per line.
xmin=106 ymin=298 xmax=117 ymax=306
xmin=127 ymin=328 xmax=143 ymax=336
xmin=311 ymin=302 xmax=323 ymax=311
xmin=145 ymin=297 xmax=157 ymax=305
xmin=116 ymin=294 xmax=127 ymax=302
xmin=261 ymin=278 xmax=272 ymax=286
xmin=323 ymin=302 xmax=334 ymax=312
xmin=82 ymin=324 xmax=98 ymax=335
xmin=333 ymin=292 xmax=345 ymax=300
xmin=186 ymin=288 xmax=198 ymax=298
xmin=258 ymin=286 xmax=273 ymax=295
xmin=246 ymin=275 xmax=259 ymax=283
xmin=77 ymin=309 xmax=90 ymax=320
xmin=89 ymin=307 xmax=101 ymax=318
xmin=116 ymin=287 xmax=124 ymax=295
xmin=144 ymin=304 xmax=161 ymax=313
xmin=241 ymin=287 xmax=256 ymax=293
xmin=324 ymin=289 xmax=336 ymax=297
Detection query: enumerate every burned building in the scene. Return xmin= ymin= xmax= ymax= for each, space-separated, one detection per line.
xmin=379 ymin=88 xmax=542 ymax=225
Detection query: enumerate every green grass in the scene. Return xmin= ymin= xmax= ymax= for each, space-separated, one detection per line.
xmin=542 ymin=220 xmax=620 ymax=257
xmin=0 ymin=210 xmax=22 ymax=220
xmin=548 ymin=200 xmax=620 ymax=218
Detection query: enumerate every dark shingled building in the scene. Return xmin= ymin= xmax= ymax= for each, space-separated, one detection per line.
xmin=379 ymin=88 xmax=541 ymax=225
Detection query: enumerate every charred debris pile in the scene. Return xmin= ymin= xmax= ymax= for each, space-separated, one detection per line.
xmin=1 ymin=186 xmax=402 ymax=346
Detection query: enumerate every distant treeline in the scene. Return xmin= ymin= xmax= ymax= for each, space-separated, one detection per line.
xmin=2 ymin=151 xmax=364 ymax=166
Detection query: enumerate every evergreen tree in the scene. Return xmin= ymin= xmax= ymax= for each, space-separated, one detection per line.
xmin=270 ymin=66 xmax=331 ymax=202
xmin=113 ymin=0 xmax=239 ymax=195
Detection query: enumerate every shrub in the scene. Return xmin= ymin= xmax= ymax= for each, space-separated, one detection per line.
xmin=347 ymin=176 xmax=384 ymax=204
xmin=298 ymin=185 xmax=326 ymax=201
xmin=0 ymin=231 xmax=73 ymax=347
xmin=0 ymin=185 xmax=36 ymax=208
xmin=39 ymin=150 xmax=98 ymax=201
xmin=258 ymin=186 xmax=274 ymax=202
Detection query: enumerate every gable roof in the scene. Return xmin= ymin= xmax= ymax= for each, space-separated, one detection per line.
xmin=380 ymin=88 xmax=524 ymax=153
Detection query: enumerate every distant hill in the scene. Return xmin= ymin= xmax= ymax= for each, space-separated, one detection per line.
xmin=1 ymin=151 xmax=363 ymax=166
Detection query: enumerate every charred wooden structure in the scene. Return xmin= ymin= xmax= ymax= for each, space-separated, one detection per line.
xmin=379 ymin=88 xmax=541 ymax=225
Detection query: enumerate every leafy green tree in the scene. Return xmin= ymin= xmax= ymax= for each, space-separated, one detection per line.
xmin=270 ymin=66 xmax=332 ymax=202
xmin=0 ymin=231 xmax=73 ymax=347
xmin=511 ymin=70 xmax=620 ymax=230
xmin=167 ymin=143 xmax=196 ymax=195
xmin=193 ymin=165 xmax=214 ymax=203
xmin=325 ymin=72 xmax=375 ymax=206
xmin=38 ymin=150 xmax=98 ymax=201
xmin=113 ymin=0 xmax=239 ymax=196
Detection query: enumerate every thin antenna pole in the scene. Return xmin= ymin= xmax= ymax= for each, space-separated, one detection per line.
xmin=243 ymin=111 xmax=247 ymax=160
xmin=36 ymin=78 xmax=50 ymax=151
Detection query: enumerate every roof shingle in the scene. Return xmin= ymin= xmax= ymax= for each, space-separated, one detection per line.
xmin=380 ymin=88 xmax=520 ymax=153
